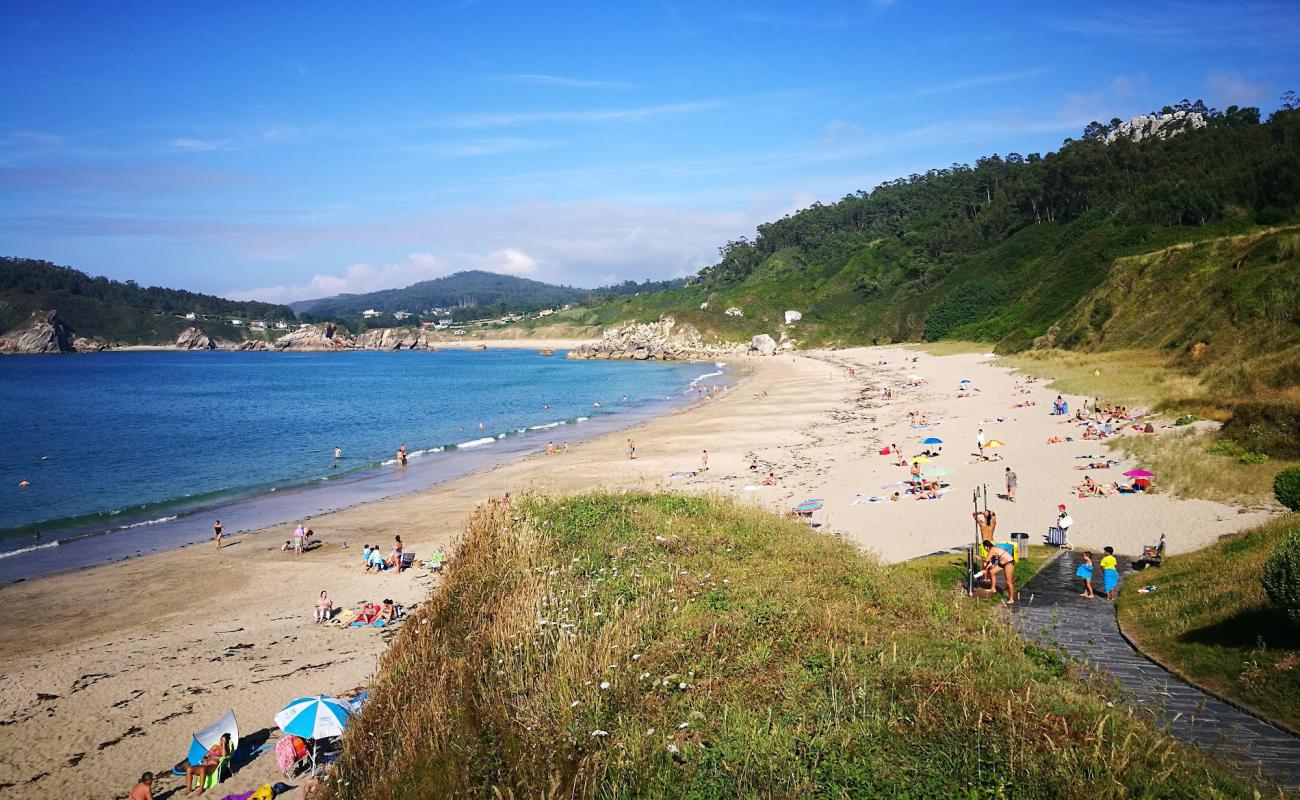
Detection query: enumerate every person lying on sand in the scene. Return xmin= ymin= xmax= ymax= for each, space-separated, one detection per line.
xmin=352 ymin=603 xmax=381 ymax=625
xmin=379 ymin=598 xmax=397 ymax=624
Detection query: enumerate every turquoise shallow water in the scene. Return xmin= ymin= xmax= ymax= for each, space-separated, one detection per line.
xmin=0 ymin=349 xmax=722 ymax=580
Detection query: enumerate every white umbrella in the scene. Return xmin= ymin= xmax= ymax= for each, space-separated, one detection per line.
xmin=275 ymin=695 xmax=350 ymax=739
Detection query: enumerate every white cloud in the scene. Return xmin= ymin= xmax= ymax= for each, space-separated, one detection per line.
xmin=231 ymin=248 xmax=539 ymax=303
xmin=1205 ymin=70 xmax=1267 ymax=107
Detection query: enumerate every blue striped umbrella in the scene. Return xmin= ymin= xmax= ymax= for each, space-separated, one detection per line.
xmin=922 ymin=437 xmax=943 ymax=444
xmin=274 ymin=695 xmax=351 ymax=740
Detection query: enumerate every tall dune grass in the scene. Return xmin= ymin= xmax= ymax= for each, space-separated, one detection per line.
xmin=324 ymin=493 xmax=1259 ymax=799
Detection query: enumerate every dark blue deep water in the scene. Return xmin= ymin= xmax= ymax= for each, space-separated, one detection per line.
xmin=0 ymin=349 xmax=721 ymax=577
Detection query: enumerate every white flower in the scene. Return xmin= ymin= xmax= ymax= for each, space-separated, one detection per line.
xmin=570 ymin=700 xmax=581 ymax=708
xmin=593 ymin=611 xmax=603 ymax=617
xmin=678 ymin=722 xmax=689 ymax=729
xmin=639 ymin=672 xmax=651 ymax=680
xmin=666 ymin=743 xmax=680 ymax=754
xmin=600 ymin=681 xmax=611 ymax=690
xmin=591 ymin=729 xmax=609 ymax=737
xmin=632 ymin=653 xmax=641 ymax=660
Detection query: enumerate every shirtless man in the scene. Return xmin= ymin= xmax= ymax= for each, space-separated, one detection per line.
xmin=129 ymin=772 xmax=154 ymax=800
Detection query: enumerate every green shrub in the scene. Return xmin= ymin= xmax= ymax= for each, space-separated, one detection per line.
xmin=1263 ymin=530 xmax=1300 ymax=623
xmin=1276 ymin=467 xmax=1300 ymax=512
xmin=1239 ymin=452 xmax=1270 ymax=464
xmin=1205 ymin=439 xmax=1243 ymax=456
xmin=1175 ymin=414 xmax=1199 ymax=426
xmin=1223 ymin=399 xmax=1300 ymax=458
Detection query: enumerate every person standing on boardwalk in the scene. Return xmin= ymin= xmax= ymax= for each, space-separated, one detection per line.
xmin=213 ymin=519 xmax=223 ymax=550
xmin=1100 ymin=546 xmax=1120 ymax=600
xmin=1075 ymin=552 xmax=1095 ymax=598
xmin=1005 ymin=467 xmax=1017 ymax=502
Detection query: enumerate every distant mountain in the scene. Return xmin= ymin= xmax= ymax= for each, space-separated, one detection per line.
xmin=290 ymin=271 xmax=589 ymax=317
xmin=0 ymin=258 xmax=295 ymax=346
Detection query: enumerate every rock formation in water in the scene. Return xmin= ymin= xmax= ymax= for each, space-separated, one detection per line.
xmin=73 ymin=336 xmax=110 ymax=352
xmin=567 ymin=317 xmax=757 ymax=361
xmin=0 ymin=310 xmax=77 ymax=354
xmin=353 ymin=326 xmax=440 ymax=350
xmin=273 ymin=322 xmax=353 ymax=351
xmin=175 ymin=326 xmax=219 ymax=350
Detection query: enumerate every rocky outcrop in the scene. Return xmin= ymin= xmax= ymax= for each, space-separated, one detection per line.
xmin=273 ymin=322 xmax=353 ymax=351
xmin=567 ymin=317 xmax=745 ymax=361
xmin=749 ymin=333 xmax=778 ymax=356
xmin=783 ymin=310 xmax=802 ymax=325
xmin=73 ymin=336 xmax=110 ymax=352
xmin=1104 ymin=110 xmax=1205 ymax=145
xmin=353 ymin=326 xmax=440 ymax=351
xmin=175 ymin=326 xmax=218 ymax=350
xmin=0 ymin=310 xmax=76 ymax=354
xmin=236 ymin=339 xmax=270 ymax=351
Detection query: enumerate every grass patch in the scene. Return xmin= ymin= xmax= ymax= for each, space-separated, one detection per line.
xmin=1107 ymin=428 xmax=1293 ymax=508
xmin=326 ymin=493 xmax=1256 ymax=799
xmin=894 ymin=545 xmax=1059 ymax=595
xmin=903 ymin=340 xmax=992 ymax=356
xmin=1118 ymin=514 xmax=1300 ymax=731
xmin=1001 ymin=349 xmax=1211 ymax=416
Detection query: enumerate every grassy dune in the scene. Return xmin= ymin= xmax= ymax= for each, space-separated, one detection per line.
xmin=325 ymin=493 xmax=1253 ymax=799
xmin=1118 ymin=514 xmax=1300 ymax=731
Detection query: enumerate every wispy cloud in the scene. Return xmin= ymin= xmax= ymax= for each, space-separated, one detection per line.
xmin=1042 ymin=2 xmax=1300 ymax=47
xmin=400 ymin=137 xmax=558 ymax=157
xmin=865 ymin=67 xmax=1053 ymax=104
xmin=496 ymin=73 xmax=638 ymax=90
xmin=439 ymin=100 xmax=719 ymax=128
xmin=169 ymin=137 xmax=232 ymax=152
xmin=1205 ymin=70 xmax=1268 ymax=106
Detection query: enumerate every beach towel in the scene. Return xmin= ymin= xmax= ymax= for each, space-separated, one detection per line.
xmin=275 ymin=736 xmax=304 ymax=773
xmin=1103 ymin=568 xmax=1120 ymax=593
xmin=852 ymin=494 xmax=887 ymax=505
xmin=1075 ymin=564 xmax=1093 ymax=580
xmin=327 ymin=608 xmax=354 ymax=626
xmin=669 ymin=471 xmax=697 ymax=479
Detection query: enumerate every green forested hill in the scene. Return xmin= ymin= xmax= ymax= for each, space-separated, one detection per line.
xmin=558 ymin=101 xmax=1300 ymax=365
xmin=0 ymin=258 xmax=295 ymax=344
xmin=291 ymin=270 xmax=590 ymax=317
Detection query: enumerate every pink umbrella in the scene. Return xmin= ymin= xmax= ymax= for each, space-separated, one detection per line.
xmin=1123 ymin=469 xmax=1156 ymax=478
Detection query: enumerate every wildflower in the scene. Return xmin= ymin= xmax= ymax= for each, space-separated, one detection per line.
xmin=639 ymin=672 xmax=651 ymax=680
xmin=632 ymin=653 xmax=641 ymax=660
xmin=678 ymin=722 xmax=689 ymax=729
xmin=591 ymin=730 xmax=609 ymax=737
xmin=570 ymin=700 xmax=581 ymax=708
xmin=600 ymin=681 xmax=611 ymax=690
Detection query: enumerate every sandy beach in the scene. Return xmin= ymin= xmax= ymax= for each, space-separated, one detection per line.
xmin=0 ymin=347 xmax=1278 ymax=799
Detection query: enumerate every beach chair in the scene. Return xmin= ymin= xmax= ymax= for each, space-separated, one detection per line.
xmin=424 ymin=550 xmax=445 ymax=572
xmin=1045 ymin=526 xmax=1070 ymax=548
xmin=398 ymin=550 xmax=416 ymax=572
xmin=190 ymin=754 xmax=230 ymax=792
xmin=1132 ymin=534 xmax=1166 ymax=570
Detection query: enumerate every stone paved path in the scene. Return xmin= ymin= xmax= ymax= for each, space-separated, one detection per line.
xmin=1013 ymin=551 xmax=1300 ymax=793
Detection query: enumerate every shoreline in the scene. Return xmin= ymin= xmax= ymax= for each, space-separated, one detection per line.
xmin=0 ymin=354 xmax=726 ymax=584
xmin=0 ymin=347 xmax=1279 ymax=799
xmin=101 ymin=337 xmax=598 ymax=353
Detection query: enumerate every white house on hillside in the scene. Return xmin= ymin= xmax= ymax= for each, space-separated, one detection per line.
xmin=362 ymin=309 xmax=382 ymax=318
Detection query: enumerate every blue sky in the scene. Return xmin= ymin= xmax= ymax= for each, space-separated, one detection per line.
xmin=1 ymin=1 xmax=1296 ymax=301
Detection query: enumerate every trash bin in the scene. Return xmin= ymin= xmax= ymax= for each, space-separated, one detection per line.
xmin=1010 ymin=532 xmax=1029 ymax=559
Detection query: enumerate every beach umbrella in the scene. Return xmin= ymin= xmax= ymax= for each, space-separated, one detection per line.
xmin=910 ymin=456 xmax=932 ymax=463
xmin=1123 ymin=469 xmax=1156 ymax=478
xmin=960 ymin=378 xmax=971 ymax=384
xmin=923 ymin=466 xmax=954 ymax=478
xmin=187 ymin=710 xmax=239 ymax=766
xmin=275 ymin=695 xmax=351 ymax=741
xmin=986 ymin=440 xmax=1005 ymax=447
xmin=922 ymin=437 xmax=943 ymax=444
xmin=792 ymin=499 xmax=824 ymax=513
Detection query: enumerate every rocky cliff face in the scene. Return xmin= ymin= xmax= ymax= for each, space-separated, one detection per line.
xmin=353 ymin=327 xmax=440 ymax=350
xmin=273 ymin=322 xmax=353 ymax=351
xmin=0 ymin=310 xmax=77 ymax=354
xmin=175 ymin=326 xmax=219 ymax=350
xmin=73 ymin=336 xmax=109 ymax=352
xmin=567 ymin=317 xmax=755 ymax=361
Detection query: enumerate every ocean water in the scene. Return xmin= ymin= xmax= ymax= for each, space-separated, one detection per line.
xmin=0 ymin=349 xmax=723 ymax=580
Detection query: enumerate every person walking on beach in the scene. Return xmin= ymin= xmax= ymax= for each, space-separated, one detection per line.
xmin=397 ymin=444 xmax=408 ymax=466
xmin=976 ymin=428 xmax=986 ymax=458
xmin=213 ymin=520 xmax=223 ymax=550
xmin=626 ymin=438 xmax=636 ymax=460
xmin=701 ymin=449 xmax=709 ymax=471
xmin=1005 ymin=467 xmax=1017 ymax=502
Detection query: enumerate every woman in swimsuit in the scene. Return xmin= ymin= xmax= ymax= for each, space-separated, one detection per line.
xmin=184 ymin=733 xmax=230 ymax=795
xmin=314 ymin=591 xmax=333 ymax=623
xmin=981 ymin=539 xmax=1016 ymax=605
